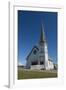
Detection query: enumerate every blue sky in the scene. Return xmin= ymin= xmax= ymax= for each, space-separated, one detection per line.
xmin=18 ymin=10 xmax=57 ymax=65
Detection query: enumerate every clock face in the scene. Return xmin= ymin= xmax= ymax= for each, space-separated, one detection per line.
xmin=33 ymin=50 xmax=37 ymax=55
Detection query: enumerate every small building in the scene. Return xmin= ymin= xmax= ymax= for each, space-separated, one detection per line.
xmin=26 ymin=23 xmax=54 ymax=70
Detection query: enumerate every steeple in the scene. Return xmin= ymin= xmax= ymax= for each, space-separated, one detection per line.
xmin=39 ymin=22 xmax=46 ymax=44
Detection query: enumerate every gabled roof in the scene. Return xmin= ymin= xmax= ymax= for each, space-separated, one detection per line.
xmin=26 ymin=46 xmax=39 ymax=60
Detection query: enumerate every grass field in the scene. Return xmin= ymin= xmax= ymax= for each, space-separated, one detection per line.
xmin=18 ymin=69 xmax=57 ymax=79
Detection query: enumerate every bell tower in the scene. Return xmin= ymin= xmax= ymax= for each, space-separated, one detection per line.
xmin=39 ymin=22 xmax=48 ymax=70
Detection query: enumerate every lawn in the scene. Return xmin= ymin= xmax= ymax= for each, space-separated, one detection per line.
xmin=18 ymin=69 xmax=57 ymax=79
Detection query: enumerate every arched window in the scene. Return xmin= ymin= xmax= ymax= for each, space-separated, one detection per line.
xmin=33 ymin=50 xmax=37 ymax=55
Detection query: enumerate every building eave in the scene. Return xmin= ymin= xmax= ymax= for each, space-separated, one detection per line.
xmin=26 ymin=46 xmax=39 ymax=60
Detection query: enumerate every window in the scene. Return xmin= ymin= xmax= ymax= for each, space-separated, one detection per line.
xmin=40 ymin=61 xmax=44 ymax=65
xmin=33 ymin=50 xmax=37 ymax=55
xmin=31 ymin=61 xmax=38 ymax=65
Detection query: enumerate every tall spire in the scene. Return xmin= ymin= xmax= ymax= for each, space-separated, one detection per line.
xmin=39 ymin=22 xmax=46 ymax=44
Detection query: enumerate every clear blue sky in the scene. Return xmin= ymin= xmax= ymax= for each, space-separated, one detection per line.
xmin=18 ymin=10 xmax=57 ymax=65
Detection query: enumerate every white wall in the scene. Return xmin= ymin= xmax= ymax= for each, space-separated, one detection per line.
xmin=31 ymin=65 xmax=44 ymax=70
xmin=48 ymin=61 xmax=54 ymax=69
xmin=26 ymin=48 xmax=39 ymax=68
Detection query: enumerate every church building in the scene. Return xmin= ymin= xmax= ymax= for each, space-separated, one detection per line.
xmin=26 ymin=23 xmax=54 ymax=70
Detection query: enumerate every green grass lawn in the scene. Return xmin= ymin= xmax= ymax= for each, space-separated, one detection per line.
xmin=18 ymin=69 xmax=57 ymax=79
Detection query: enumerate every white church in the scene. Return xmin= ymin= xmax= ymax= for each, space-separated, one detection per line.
xmin=26 ymin=23 xmax=54 ymax=70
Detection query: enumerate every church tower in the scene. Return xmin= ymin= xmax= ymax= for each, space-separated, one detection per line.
xmin=39 ymin=22 xmax=48 ymax=70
